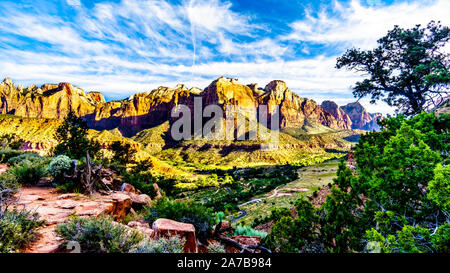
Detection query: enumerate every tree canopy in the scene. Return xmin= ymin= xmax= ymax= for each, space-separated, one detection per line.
xmin=54 ymin=110 xmax=100 ymax=159
xmin=336 ymin=21 xmax=450 ymax=116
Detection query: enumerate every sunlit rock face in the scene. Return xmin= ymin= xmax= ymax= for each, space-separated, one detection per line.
xmin=0 ymin=79 xmax=97 ymax=119
xmin=258 ymin=80 xmax=346 ymax=130
xmin=321 ymin=100 xmax=352 ymax=130
xmin=0 ymin=77 xmax=373 ymax=138
xmin=341 ymin=102 xmax=382 ymax=131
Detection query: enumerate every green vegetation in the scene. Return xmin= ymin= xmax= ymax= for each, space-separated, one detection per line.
xmin=144 ymin=198 xmax=215 ymax=240
xmin=184 ymin=164 xmax=300 ymax=213
xmin=129 ymin=236 xmax=185 ymax=253
xmin=266 ymin=112 xmax=450 ymax=253
xmin=0 ymin=208 xmax=45 ymax=253
xmin=0 ymin=133 xmax=24 ymax=150
xmin=0 ymin=150 xmax=29 ymax=163
xmin=337 ymin=21 xmax=449 ymax=116
xmin=56 ymin=216 xmax=146 ymax=253
xmin=8 ymin=156 xmax=48 ymax=185
xmin=47 ymin=155 xmax=72 ymax=184
xmin=110 ymin=141 xmax=137 ymax=164
xmin=234 ymin=225 xmax=268 ymax=239
xmin=54 ymin=110 xmax=100 ymax=159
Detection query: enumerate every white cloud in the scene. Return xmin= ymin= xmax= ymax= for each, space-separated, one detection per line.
xmin=284 ymin=0 xmax=450 ymax=49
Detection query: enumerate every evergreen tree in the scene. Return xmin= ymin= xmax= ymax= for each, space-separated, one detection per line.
xmin=54 ymin=110 xmax=100 ymax=159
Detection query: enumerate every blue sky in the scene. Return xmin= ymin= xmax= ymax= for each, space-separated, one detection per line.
xmin=0 ymin=0 xmax=449 ymax=115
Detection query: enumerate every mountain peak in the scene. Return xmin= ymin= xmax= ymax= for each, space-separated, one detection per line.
xmin=341 ymin=101 xmax=381 ymax=131
xmin=2 ymin=77 xmax=13 ymax=86
xmin=264 ymin=80 xmax=288 ymax=93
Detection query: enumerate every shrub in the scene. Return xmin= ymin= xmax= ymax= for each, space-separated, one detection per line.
xmin=144 ymin=198 xmax=215 ymax=240
xmin=0 ymin=207 xmax=45 ymax=253
xmin=122 ymin=172 xmax=157 ymax=198
xmin=129 ymin=235 xmax=185 ymax=253
xmin=0 ymin=150 xmax=26 ymax=163
xmin=0 ymin=172 xmax=20 ymax=193
xmin=234 ymin=225 xmax=268 ymax=239
xmin=47 ymin=155 xmax=72 ymax=183
xmin=55 ymin=216 xmax=145 ymax=253
xmin=428 ymin=164 xmax=450 ymax=212
xmin=207 ymin=242 xmax=226 ymax=253
xmin=9 ymin=159 xmax=46 ymax=185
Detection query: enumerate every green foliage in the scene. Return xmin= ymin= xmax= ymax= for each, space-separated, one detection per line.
xmin=336 ymin=21 xmax=450 ymax=115
xmin=0 ymin=133 xmax=24 ymax=150
xmin=234 ymin=225 xmax=268 ymax=239
xmin=0 ymin=150 xmax=28 ymax=163
xmin=47 ymin=155 xmax=73 ymax=184
xmin=55 ymin=216 xmax=146 ymax=253
xmin=428 ymin=164 xmax=450 ymax=212
xmin=129 ymin=236 xmax=185 ymax=253
xmin=0 ymin=171 xmax=20 ymax=193
xmin=267 ymin=112 xmax=449 ymax=253
xmin=207 ymin=242 xmax=226 ymax=253
xmin=144 ymin=198 xmax=215 ymax=240
xmin=110 ymin=141 xmax=137 ymax=164
xmin=214 ymin=211 xmax=225 ymax=224
xmin=266 ymin=198 xmax=319 ymax=253
xmin=0 ymin=207 xmax=45 ymax=253
xmin=54 ymin=110 xmax=100 ymax=159
xmin=431 ymin=223 xmax=450 ymax=253
xmin=7 ymin=153 xmax=42 ymax=166
xmin=122 ymin=171 xmax=158 ymax=198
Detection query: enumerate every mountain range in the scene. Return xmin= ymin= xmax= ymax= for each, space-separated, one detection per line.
xmin=0 ymin=76 xmax=382 ymax=137
xmin=0 ymin=76 xmax=384 ymax=167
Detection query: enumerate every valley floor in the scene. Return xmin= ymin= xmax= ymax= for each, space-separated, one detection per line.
xmin=233 ymin=160 xmax=339 ymax=226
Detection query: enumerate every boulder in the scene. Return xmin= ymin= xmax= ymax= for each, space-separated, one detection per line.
xmin=127 ymin=220 xmax=154 ymax=239
xmin=152 ymin=218 xmax=197 ymax=253
xmin=125 ymin=192 xmax=151 ymax=210
xmin=104 ymin=192 xmax=132 ymax=220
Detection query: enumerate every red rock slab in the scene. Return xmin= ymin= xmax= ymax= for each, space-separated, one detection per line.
xmin=152 ymin=218 xmax=197 ymax=253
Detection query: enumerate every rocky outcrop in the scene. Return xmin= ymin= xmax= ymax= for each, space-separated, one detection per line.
xmin=341 ymin=102 xmax=382 ymax=131
xmin=321 ymin=101 xmax=352 ymax=130
xmin=152 ymin=218 xmax=197 ymax=253
xmin=0 ymin=78 xmax=97 ymax=119
xmin=258 ymin=80 xmax=344 ymax=129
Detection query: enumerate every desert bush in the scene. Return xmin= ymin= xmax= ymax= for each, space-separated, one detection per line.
xmin=47 ymin=155 xmax=72 ymax=183
xmin=144 ymin=198 xmax=215 ymax=240
xmin=0 ymin=172 xmax=20 ymax=193
xmin=7 ymin=153 xmax=42 ymax=166
xmin=129 ymin=235 xmax=185 ymax=253
xmin=9 ymin=159 xmax=46 ymax=185
xmin=207 ymin=242 xmax=226 ymax=253
xmin=0 ymin=149 xmax=26 ymax=163
xmin=0 ymin=207 xmax=45 ymax=253
xmin=234 ymin=225 xmax=268 ymax=239
xmin=55 ymin=216 xmax=145 ymax=253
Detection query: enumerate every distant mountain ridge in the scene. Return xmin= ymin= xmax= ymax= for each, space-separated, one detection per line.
xmin=0 ymin=77 xmax=382 ymax=138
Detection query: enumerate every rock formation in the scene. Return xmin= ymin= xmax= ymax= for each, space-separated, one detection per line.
xmin=0 ymin=77 xmax=382 ymax=139
xmin=341 ymin=102 xmax=382 ymax=131
xmin=321 ymin=101 xmax=352 ymax=130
